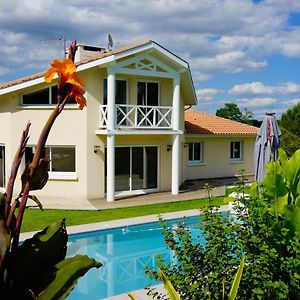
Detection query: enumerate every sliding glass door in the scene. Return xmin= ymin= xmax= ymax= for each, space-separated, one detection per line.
xmin=0 ymin=145 xmax=5 ymax=188
xmin=105 ymin=146 xmax=158 ymax=193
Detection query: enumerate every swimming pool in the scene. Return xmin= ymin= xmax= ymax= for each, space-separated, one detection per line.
xmin=66 ymin=215 xmax=204 ymax=299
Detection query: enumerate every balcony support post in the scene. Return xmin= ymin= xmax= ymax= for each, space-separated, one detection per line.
xmin=172 ymin=75 xmax=181 ymax=195
xmin=107 ymin=69 xmax=116 ymax=202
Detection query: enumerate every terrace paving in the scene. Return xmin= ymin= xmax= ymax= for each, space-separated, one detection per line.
xmin=27 ymin=175 xmax=253 ymax=210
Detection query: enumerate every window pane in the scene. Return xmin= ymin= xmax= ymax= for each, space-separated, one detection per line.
xmin=116 ymin=80 xmax=127 ymax=104
xmin=103 ymin=79 xmax=107 ymax=105
xmin=234 ymin=142 xmax=241 ymax=159
xmin=146 ymin=147 xmax=157 ymax=189
xmin=115 ymin=147 xmax=130 ymax=191
xmin=0 ymin=146 xmax=5 ymax=188
xmin=23 ymin=88 xmax=49 ymax=105
xmin=132 ymin=147 xmax=144 ymax=190
xmin=231 ymin=142 xmax=241 ymax=159
xmin=147 ymin=82 xmax=158 ymax=106
xmin=193 ymin=143 xmax=201 ymax=161
xmin=51 ymin=147 xmax=75 ymax=172
xmin=137 ymin=82 xmax=146 ymax=105
xmin=51 ymin=86 xmax=58 ymax=104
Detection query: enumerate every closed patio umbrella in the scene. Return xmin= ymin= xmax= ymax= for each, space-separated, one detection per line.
xmin=254 ymin=113 xmax=281 ymax=183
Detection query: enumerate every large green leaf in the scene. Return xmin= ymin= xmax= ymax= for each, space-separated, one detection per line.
xmin=228 ymin=257 xmax=245 ymax=300
xmin=159 ymin=268 xmax=181 ymax=300
xmin=37 ymin=255 xmax=101 ymax=300
xmin=283 ymin=149 xmax=300 ymax=201
xmin=284 ymin=205 xmax=300 ymax=236
xmin=9 ymin=219 xmax=68 ymax=293
xmin=263 ymin=162 xmax=289 ymax=217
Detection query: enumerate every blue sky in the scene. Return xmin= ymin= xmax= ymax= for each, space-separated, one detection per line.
xmin=0 ymin=0 xmax=299 ymax=120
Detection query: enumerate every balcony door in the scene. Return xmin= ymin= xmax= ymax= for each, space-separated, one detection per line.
xmin=0 ymin=145 xmax=5 ymax=188
xmin=103 ymin=79 xmax=128 ymax=125
xmin=137 ymin=82 xmax=159 ymax=126
xmin=105 ymin=146 xmax=158 ymax=193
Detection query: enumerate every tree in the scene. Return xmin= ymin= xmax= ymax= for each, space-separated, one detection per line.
xmin=280 ymin=102 xmax=300 ymax=136
xmin=215 ymin=103 xmax=260 ymax=126
xmin=216 ymin=103 xmax=244 ymax=122
xmin=279 ymin=103 xmax=300 ymax=156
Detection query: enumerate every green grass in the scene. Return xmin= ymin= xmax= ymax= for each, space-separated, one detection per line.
xmin=21 ymin=196 xmax=228 ymax=233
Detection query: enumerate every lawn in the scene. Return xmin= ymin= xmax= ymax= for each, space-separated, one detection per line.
xmin=21 ymin=196 xmax=228 ymax=232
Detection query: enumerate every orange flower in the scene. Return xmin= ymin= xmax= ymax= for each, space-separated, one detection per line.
xmin=44 ymin=59 xmax=83 ymax=88
xmin=69 ymin=85 xmax=86 ymax=110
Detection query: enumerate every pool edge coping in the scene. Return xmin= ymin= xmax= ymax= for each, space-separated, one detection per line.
xmin=20 ymin=204 xmax=230 ymax=241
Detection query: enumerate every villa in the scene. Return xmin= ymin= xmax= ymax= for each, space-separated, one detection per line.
xmin=0 ymin=40 xmax=258 ymax=205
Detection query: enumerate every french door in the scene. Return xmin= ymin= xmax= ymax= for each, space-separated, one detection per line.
xmin=0 ymin=145 xmax=5 ymax=188
xmin=105 ymin=146 xmax=158 ymax=192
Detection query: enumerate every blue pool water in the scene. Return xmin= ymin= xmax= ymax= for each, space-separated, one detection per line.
xmin=66 ymin=216 xmax=204 ymax=299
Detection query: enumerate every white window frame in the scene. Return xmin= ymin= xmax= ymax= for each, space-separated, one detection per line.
xmin=188 ymin=142 xmax=204 ymax=165
xmin=137 ymin=80 xmax=161 ymax=106
xmin=230 ymin=141 xmax=243 ymax=162
xmin=25 ymin=145 xmax=77 ymax=180
xmin=21 ymin=86 xmax=77 ymax=107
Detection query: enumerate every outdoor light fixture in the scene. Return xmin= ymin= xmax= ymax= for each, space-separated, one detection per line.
xmin=94 ymin=146 xmax=101 ymax=154
xmin=183 ymin=143 xmax=189 ymax=148
xmin=167 ymin=145 xmax=172 ymax=152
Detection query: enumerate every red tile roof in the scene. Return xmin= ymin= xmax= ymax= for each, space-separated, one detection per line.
xmin=185 ymin=109 xmax=258 ymax=135
xmin=0 ymin=40 xmax=152 ymax=91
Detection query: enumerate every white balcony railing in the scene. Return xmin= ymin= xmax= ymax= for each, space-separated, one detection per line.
xmin=99 ymin=104 xmax=173 ymax=129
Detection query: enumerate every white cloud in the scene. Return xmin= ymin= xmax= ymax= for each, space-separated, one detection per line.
xmin=239 ymin=97 xmax=277 ymax=107
xmin=0 ymin=0 xmax=299 ymax=85
xmin=229 ymin=82 xmax=274 ymax=95
xmin=229 ymin=81 xmax=300 ymax=95
xmin=196 ymin=88 xmax=219 ymax=101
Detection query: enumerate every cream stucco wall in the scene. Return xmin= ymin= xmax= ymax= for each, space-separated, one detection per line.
xmin=0 ymin=76 xmax=90 ymax=202
xmin=0 ymin=62 xmax=184 ymax=203
xmin=183 ymin=136 xmax=255 ymax=180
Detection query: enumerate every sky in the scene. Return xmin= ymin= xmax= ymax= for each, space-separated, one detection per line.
xmin=0 ymin=0 xmax=300 ymax=120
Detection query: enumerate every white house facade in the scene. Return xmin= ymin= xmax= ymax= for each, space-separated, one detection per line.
xmin=0 ymin=41 xmax=258 ymax=206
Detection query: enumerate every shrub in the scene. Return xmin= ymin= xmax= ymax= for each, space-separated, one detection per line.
xmin=146 ymin=150 xmax=300 ymax=299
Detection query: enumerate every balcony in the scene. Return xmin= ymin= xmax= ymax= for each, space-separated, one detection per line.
xmin=99 ymin=104 xmax=173 ymax=130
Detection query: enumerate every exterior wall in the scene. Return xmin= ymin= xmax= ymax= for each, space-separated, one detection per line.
xmin=184 ymin=136 xmax=255 ymax=180
xmin=0 ymin=74 xmax=89 ymax=203
xmin=0 ymin=51 xmax=195 ymax=205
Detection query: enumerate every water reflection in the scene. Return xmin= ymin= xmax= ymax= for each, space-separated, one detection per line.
xmin=67 ymin=216 xmax=202 ymax=299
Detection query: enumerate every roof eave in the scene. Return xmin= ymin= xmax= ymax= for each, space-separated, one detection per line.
xmin=185 ymin=133 xmax=257 ymax=138
xmin=0 ymin=40 xmax=196 ymax=97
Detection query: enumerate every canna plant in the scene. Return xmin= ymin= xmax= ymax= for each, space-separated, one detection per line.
xmin=262 ymin=148 xmax=300 ymax=236
xmin=0 ymin=41 xmax=101 ymax=299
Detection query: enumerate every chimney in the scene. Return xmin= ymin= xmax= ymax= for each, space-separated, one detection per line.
xmin=71 ymin=44 xmax=106 ymax=63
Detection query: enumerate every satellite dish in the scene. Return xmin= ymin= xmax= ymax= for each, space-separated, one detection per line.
xmin=108 ymin=34 xmax=113 ymax=50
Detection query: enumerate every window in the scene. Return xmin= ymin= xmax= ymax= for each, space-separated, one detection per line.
xmin=25 ymin=146 xmax=76 ymax=179
xmin=230 ymin=141 xmax=242 ymax=161
xmin=137 ymin=82 xmax=159 ymax=106
xmin=188 ymin=142 xmax=203 ymax=164
xmin=22 ymin=86 xmax=76 ymax=105
xmin=0 ymin=145 xmax=5 ymax=188
xmin=103 ymin=79 xmax=127 ymax=105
